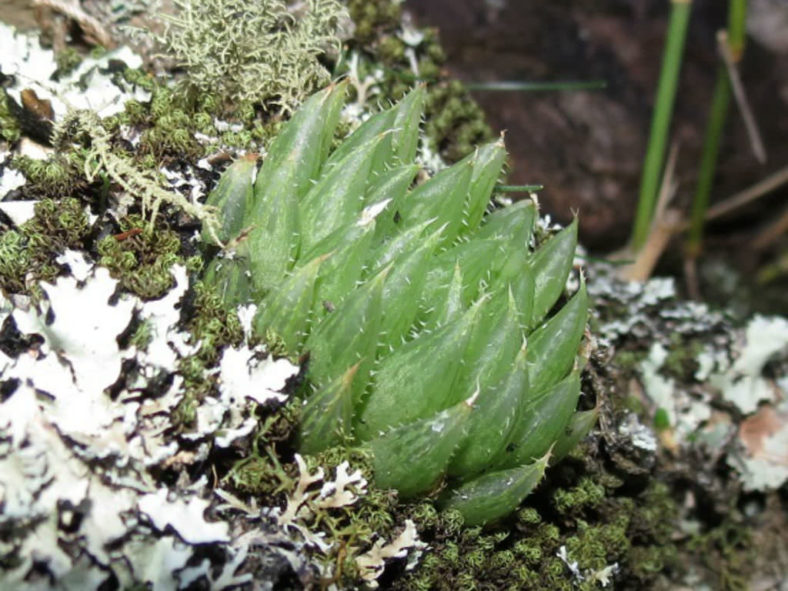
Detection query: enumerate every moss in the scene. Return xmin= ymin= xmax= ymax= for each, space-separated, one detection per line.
xmin=661 ymin=333 xmax=704 ymax=381
xmin=0 ymin=91 xmax=21 ymax=143
xmin=0 ymin=230 xmax=32 ymax=293
xmin=97 ymin=216 xmax=181 ymax=300
xmin=425 ymin=80 xmax=494 ymax=162
xmin=346 ymin=0 xmax=402 ymax=44
xmin=343 ymin=0 xmax=494 ymax=162
xmin=54 ymin=47 xmax=83 ymax=76
xmin=685 ymin=517 xmax=753 ymax=590
xmin=388 ymin=452 xmax=681 ymax=590
xmin=185 ymin=281 xmax=244 ymax=363
xmin=11 ymin=153 xmax=84 ymax=195
xmin=129 ymin=319 xmax=154 ymax=351
xmin=0 ymin=198 xmax=91 ymax=296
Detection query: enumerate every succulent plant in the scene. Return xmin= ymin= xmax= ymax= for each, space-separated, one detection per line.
xmin=202 ymin=83 xmax=595 ymax=525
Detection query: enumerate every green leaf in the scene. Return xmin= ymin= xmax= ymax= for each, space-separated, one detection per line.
xmin=356 ymin=297 xmax=486 ymax=441
xmin=462 ymin=138 xmax=507 ymax=234
xmin=475 ymin=199 xmax=536 ymax=245
xmin=423 ymin=237 xmax=508 ymax=310
xmin=390 ymin=85 xmax=425 ymax=166
xmin=254 ymin=83 xmax=346 ymax=199
xmin=299 ymin=363 xmax=359 ymax=454
xmin=527 ymin=279 xmax=587 ymax=393
xmin=456 ymin=288 xmax=523 ymax=394
xmin=246 ymin=83 xmax=346 ymax=291
xmin=323 ymin=108 xmax=394 ymax=172
xmin=201 ymin=154 xmax=257 ymax=245
xmin=368 ymin=165 xmax=421 ymax=240
xmin=367 ymin=217 xmax=435 ymax=274
xmin=528 ymin=217 xmax=578 ymax=327
xmin=201 ymin=252 xmax=254 ymax=307
xmin=427 ymin=263 xmax=464 ymax=329
xmin=495 ymin=370 xmax=581 ymax=469
xmin=253 ymin=254 xmax=325 ymax=352
xmin=303 ymin=221 xmax=376 ymax=315
xmin=369 ymin=395 xmax=472 ymax=498
xmin=448 ymin=344 xmax=528 ymax=479
xmin=440 ymin=452 xmax=549 ymax=526
xmin=300 ymin=134 xmax=385 ymax=252
xmin=551 ymin=406 xmax=598 ymax=465
xmin=397 ymin=158 xmax=473 ymax=246
xmin=305 ymin=267 xmax=386 ymax=401
xmin=378 ymin=225 xmax=444 ymax=348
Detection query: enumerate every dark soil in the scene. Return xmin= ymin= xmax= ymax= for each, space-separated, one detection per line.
xmin=405 ymin=0 xmax=788 ymax=272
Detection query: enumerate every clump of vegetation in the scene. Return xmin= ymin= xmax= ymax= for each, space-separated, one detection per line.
xmin=0 ymin=198 xmax=90 ymax=295
xmin=202 ymin=83 xmax=594 ymax=525
xmin=10 ymin=153 xmax=85 ymax=196
xmin=157 ymin=0 xmax=350 ymax=113
xmin=393 ymin=451 xmax=680 ymax=590
xmin=343 ymin=0 xmax=494 ymax=161
xmin=0 ymin=91 xmax=22 ymax=144
xmin=96 ymin=215 xmax=182 ymax=300
xmin=53 ymin=109 xmax=221 ymax=242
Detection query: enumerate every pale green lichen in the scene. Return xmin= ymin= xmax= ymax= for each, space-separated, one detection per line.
xmin=53 ymin=110 xmax=221 ymax=242
xmin=157 ymin=0 xmax=350 ymax=113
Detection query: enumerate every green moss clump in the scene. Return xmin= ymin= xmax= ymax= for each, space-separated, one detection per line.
xmin=0 ymin=230 xmax=32 ymax=293
xmin=425 ymin=80 xmax=494 ymax=162
xmin=169 ymin=281 xmax=244 ymax=430
xmin=0 ymin=197 xmax=91 ymax=296
xmin=0 ymin=91 xmax=21 ymax=143
xmin=391 ymin=454 xmax=680 ymax=590
xmin=346 ymin=0 xmax=402 ymax=44
xmin=185 ymin=281 xmax=244 ymax=363
xmin=661 ymin=334 xmax=704 ymax=381
xmin=344 ymin=1 xmax=493 ymax=162
xmin=11 ymin=153 xmax=84 ymax=195
xmin=97 ymin=215 xmax=181 ymax=300
xmin=54 ymin=47 xmax=83 ymax=76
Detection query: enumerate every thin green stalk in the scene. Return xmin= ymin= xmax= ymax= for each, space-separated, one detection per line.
xmin=631 ymin=0 xmax=692 ymax=251
xmin=465 ymin=80 xmax=606 ymax=92
xmin=495 ymin=184 xmax=544 ymax=193
xmin=686 ymin=0 xmax=748 ymax=257
xmin=687 ymin=66 xmax=730 ymax=256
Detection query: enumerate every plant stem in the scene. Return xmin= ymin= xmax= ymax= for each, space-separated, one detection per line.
xmin=495 ymin=184 xmax=544 ymax=192
xmin=630 ymin=0 xmax=692 ymax=252
xmin=465 ymin=80 xmax=606 ymax=92
xmin=686 ymin=0 xmax=748 ymax=257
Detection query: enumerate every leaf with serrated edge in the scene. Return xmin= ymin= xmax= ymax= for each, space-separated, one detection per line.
xmin=378 ymin=225 xmax=444 ymax=348
xmin=462 ymin=139 xmax=507 ymax=234
xmin=397 ymin=158 xmax=473 ymax=246
xmin=449 ymin=344 xmax=528 ymax=479
xmin=527 ymin=279 xmax=587 ymax=393
xmin=202 ymin=154 xmax=256 ymax=245
xmin=247 ymin=83 xmax=346 ymax=291
xmin=357 ymin=297 xmax=486 ymax=440
xmin=440 ymin=452 xmax=549 ymax=526
xmin=305 ymin=268 xmax=386 ymax=402
xmin=370 ymin=394 xmax=472 ymax=498
xmin=527 ymin=217 xmax=578 ymax=327
xmin=299 ymin=363 xmax=359 ymax=454
xmin=253 ymin=254 xmax=325 ymax=353
xmin=551 ymin=406 xmax=598 ymax=464
xmin=496 ymin=370 xmax=581 ymax=469
xmin=300 ymin=134 xmax=385 ymax=251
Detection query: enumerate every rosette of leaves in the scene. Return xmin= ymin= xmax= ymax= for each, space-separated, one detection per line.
xmin=202 ymin=83 xmax=595 ymax=525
